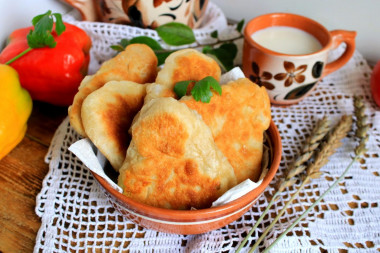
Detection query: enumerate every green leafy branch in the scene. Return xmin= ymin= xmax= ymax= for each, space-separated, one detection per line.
xmin=111 ymin=20 xmax=244 ymax=71
xmin=5 ymin=10 xmax=66 ymax=65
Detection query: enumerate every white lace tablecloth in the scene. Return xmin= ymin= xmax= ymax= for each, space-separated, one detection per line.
xmin=34 ymin=5 xmax=380 ymax=252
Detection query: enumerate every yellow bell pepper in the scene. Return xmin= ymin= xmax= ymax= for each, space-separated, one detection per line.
xmin=0 ymin=64 xmax=32 ymax=160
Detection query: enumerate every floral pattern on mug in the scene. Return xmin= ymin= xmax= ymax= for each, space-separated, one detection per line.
xmin=274 ymin=61 xmax=307 ymax=87
xmin=284 ymin=82 xmax=318 ymax=100
xmin=312 ymin=61 xmax=324 ymax=78
xmin=249 ymin=62 xmax=275 ymax=90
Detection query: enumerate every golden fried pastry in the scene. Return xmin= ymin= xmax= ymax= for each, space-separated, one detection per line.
xmin=81 ymin=81 xmax=146 ymax=171
xmin=155 ymin=49 xmax=221 ymax=90
xmin=68 ymin=44 xmax=158 ymax=137
xmin=118 ymin=97 xmax=237 ymax=210
xmin=180 ymin=78 xmax=271 ymax=183
xmin=144 ymin=83 xmax=176 ymax=104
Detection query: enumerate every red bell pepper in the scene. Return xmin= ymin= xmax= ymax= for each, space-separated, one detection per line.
xmin=371 ymin=60 xmax=380 ymax=107
xmin=0 ymin=23 xmax=91 ymax=106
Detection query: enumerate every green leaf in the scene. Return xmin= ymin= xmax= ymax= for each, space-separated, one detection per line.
xmin=27 ymin=29 xmax=56 ymax=48
xmin=26 ymin=30 xmax=38 ymax=48
xmin=174 ymin=76 xmax=222 ymax=103
xmin=130 ymin=36 xmax=163 ymax=50
xmin=6 ymin=10 xmax=66 ymax=65
xmin=128 ymin=36 xmax=172 ymax=65
xmin=204 ymin=43 xmax=238 ymax=71
xmin=52 ymin=13 xmax=65 ymax=35
xmin=191 ymin=76 xmax=222 ymax=103
xmin=156 ymin=22 xmax=196 ymax=46
xmin=110 ymin=45 xmax=125 ymax=52
xmin=156 ymin=51 xmax=172 ymax=66
xmin=210 ymin=30 xmax=218 ymax=39
xmin=120 ymin=38 xmax=129 ymax=48
xmin=34 ymin=14 xmax=54 ymax=36
xmin=207 ymin=76 xmax=222 ymax=95
xmin=109 ymin=36 xmax=172 ymax=66
xmin=27 ymin=10 xmax=66 ymax=49
xmin=110 ymin=39 xmax=130 ymax=52
xmin=174 ymin=80 xmax=193 ymax=98
xmin=220 ymin=43 xmax=238 ymax=59
xmin=31 ymin=10 xmax=51 ymax=26
xmin=236 ymin=19 xmax=245 ymax=33
xmin=202 ymin=45 xmax=213 ymax=54
xmin=44 ymin=33 xmax=56 ymax=48
xmin=192 ymin=81 xmax=212 ymax=103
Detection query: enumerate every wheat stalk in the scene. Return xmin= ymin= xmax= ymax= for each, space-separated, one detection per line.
xmin=305 ymin=115 xmax=353 ymax=181
xmin=235 ymin=116 xmax=330 ymax=253
xmin=353 ymin=96 xmax=369 ymax=156
xmin=248 ymin=114 xmax=352 ymax=253
xmin=263 ymin=96 xmax=369 ymax=252
xmin=282 ymin=116 xmax=330 ymax=186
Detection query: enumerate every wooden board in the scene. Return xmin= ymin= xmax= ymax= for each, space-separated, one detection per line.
xmin=0 ymin=101 xmax=67 ymax=253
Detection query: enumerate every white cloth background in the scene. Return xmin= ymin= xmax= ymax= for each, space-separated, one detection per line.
xmin=34 ymin=3 xmax=380 ymax=252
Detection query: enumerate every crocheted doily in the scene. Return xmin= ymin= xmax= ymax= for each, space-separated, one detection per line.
xmin=35 ymin=4 xmax=380 ymax=252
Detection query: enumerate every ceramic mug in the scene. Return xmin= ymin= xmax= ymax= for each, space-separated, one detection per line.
xmin=64 ymin=0 xmax=208 ymax=28
xmin=242 ymin=13 xmax=356 ymax=105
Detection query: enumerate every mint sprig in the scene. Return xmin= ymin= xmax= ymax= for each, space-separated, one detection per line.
xmin=5 ymin=10 xmax=66 ymax=65
xmin=174 ymin=76 xmax=222 ymax=103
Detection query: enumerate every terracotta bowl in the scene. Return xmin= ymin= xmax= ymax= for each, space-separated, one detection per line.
xmin=91 ymin=120 xmax=282 ymax=235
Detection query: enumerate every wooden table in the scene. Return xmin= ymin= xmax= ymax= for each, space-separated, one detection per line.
xmin=0 ymin=101 xmax=68 ymax=253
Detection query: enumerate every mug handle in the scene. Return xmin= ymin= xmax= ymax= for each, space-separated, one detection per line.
xmin=322 ymin=30 xmax=357 ymax=77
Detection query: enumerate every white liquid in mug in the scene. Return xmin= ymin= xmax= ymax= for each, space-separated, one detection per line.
xmin=251 ymin=26 xmax=323 ymax=55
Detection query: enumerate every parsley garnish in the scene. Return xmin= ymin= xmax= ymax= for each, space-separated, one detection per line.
xmin=5 ymin=10 xmax=66 ymax=65
xmin=174 ymin=76 xmax=222 ymax=103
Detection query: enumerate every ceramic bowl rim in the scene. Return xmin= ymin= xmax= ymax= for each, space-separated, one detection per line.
xmin=91 ymin=120 xmax=282 ymax=221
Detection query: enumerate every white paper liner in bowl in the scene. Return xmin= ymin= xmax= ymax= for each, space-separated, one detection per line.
xmin=68 ymin=67 xmax=265 ymax=207
xmin=68 ymin=138 xmax=122 ymax=193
